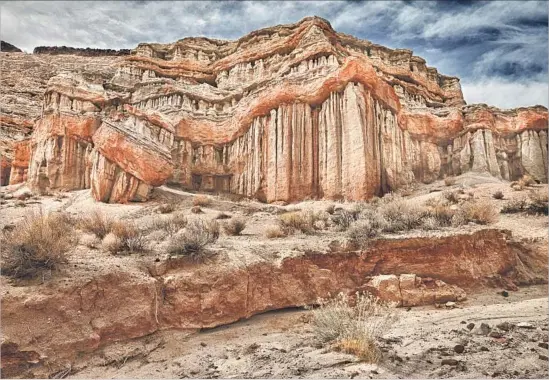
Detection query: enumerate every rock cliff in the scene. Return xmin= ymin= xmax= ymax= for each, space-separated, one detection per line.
xmin=1 ymin=17 xmax=547 ymax=201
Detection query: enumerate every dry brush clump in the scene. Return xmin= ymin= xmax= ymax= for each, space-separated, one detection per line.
xmin=223 ymin=217 xmax=247 ymax=236
xmin=265 ymin=225 xmax=287 ymax=239
xmin=492 ymin=190 xmax=504 ymax=200
xmin=103 ymin=221 xmax=147 ymax=254
xmin=167 ymin=219 xmax=220 ymax=258
xmin=511 ymin=174 xmax=536 ymax=191
xmin=78 ymin=210 xmax=114 ymax=239
xmin=501 ymin=190 xmax=548 ymax=215
xmin=1 ymin=210 xmax=77 ymax=279
xmin=278 ymin=210 xmax=326 ymax=235
xmin=193 ymin=194 xmax=212 ymax=207
xmin=459 ymin=199 xmax=499 ymax=224
xmin=310 ymin=292 xmax=398 ymax=363
xmin=149 ymin=212 xmax=188 ymax=236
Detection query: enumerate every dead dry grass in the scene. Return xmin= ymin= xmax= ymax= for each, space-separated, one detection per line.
xmin=223 ymin=217 xmax=247 ymax=236
xmin=1 ymin=210 xmax=77 ymax=279
xmin=193 ymin=195 xmax=212 ymax=207
xmin=310 ymin=292 xmax=398 ymax=363
xmin=167 ymin=219 xmax=220 ymax=258
xmin=78 ymin=210 xmax=114 ymax=239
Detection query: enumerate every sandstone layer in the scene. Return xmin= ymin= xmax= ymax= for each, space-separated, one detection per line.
xmin=1 ymin=228 xmax=544 ymax=377
xmin=1 ymin=17 xmax=547 ymax=201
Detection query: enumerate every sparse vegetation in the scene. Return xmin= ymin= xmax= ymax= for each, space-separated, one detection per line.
xmin=223 ymin=217 xmax=247 ymax=236
xmin=265 ymin=225 xmax=287 ymax=239
xmin=325 ymin=204 xmax=336 ymax=215
xmin=444 ymin=177 xmax=456 ymax=186
xmin=527 ymin=189 xmax=548 ymax=215
xmin=330 ymin=209 xmax=356 ymax=231
xmin=79 ymin=210 xmax=114 ymax=239
xmin=460 ymin=199 xmax=498 ymax=225
xmin=157 ymin=202 xmax=176 ymax=214
xmin=442 ymin=190 xmax=460 ymax=204
xmin=310 ymin=292 xmax=398 ymax=363
xmin=278 ymin=210 xmax=325 ymax=235
xmin=492 ymin=190 xmax=504 ymax=200
xmin=191 ymin=206 xmax=203 ymax=214
xmin=347 ymin=220 xmax=379 ymax=249
xmin=501 ymin=198 xmax=527 ymax=214
xmin=1 ymin=210 xmax=77 ymax=279
xmin=103 ymin=221 xmax=147 ymax=254
xmin=511 ymin=174 xmax=536 ymax=191
xmin=149 ymin=212 xmax=188 ymax=236
xmin=167 ymin=219 xmax=220 ymax=258
xmin=193 ymin=194 xmax=212 ymax=207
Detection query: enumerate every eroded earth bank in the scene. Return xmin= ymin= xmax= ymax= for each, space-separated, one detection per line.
xmin=1 ymin=174 xmax=547 ymax=378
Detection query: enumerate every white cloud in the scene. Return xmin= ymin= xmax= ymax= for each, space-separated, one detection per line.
xmin=462 ymin=76 xmax=548 ymax=109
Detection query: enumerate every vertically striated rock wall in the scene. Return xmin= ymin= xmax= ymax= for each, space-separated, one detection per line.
xmin=2 ymin=17 xmax=547 ymax=202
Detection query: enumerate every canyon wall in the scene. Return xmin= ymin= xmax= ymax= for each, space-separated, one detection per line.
xmin=1 ymin=17 xmax=547 ymax=201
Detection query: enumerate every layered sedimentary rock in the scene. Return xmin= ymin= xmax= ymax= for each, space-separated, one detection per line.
xmin=2 ymin=228 xmax=545 ymax=376
xmin=2 ymin=17 xmax=547 ymax=201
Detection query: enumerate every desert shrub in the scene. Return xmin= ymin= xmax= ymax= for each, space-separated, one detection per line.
xmin=492 ymin=190 xmax=504 ymax=200
xmin=325 ymin=204 xmax=336 ymax=215
xmin=215 ymin=212 xmax=231 ymax=220
xmin=191 ymin=206 xmax=203 ymax=214
xmin=442 ymin=190 xmax=460 ymax=204
xmin=425 ymin=202 xmax=455 ymax=227
xmin=193 ymin=194 xmax=211 ymax=207
xmin=278 ymin=210 xmax=321 ymax=235
xmin=157 ymin=202 xmax=176 ymax=214
xmin=167 ymin=219 xmax=219 ymax=257
xmin=149 ymin=212 xmax=188 ymax=236
xmin=349 ymin=203 xmax=367 ymax=220
xmin=421 ymin=216 xmax=440 ymax=230
xmin=310 ymin=292 xmax=398 ymax=363
xmin=527 ymin=190 xmax=548 ymax=215
xmin=501 ymin=199 xmax=527 ymax=214
xmin=460 ymin=199 xmax=498 ymax=225
xmin=521 ymin=174 xmax=536 ymax=187
xmin=378 ymin=200 xmax=424 ymax=233
xmin=1 ymin=210 xmax=76 ymax=279
xmin=265 ymin=225 xmax=287 ymax=239
xmin=78 ymin=210 xmax=114 ymax=239
xmin=347 ymin=220 xmax=379 ymax=249
xmin=104 ymin=221 xmax=147 ymax=254
xmin=444 ymin=177 xmax=456 ymax=186
xmin=330 ymin=209 xmax=355 ymax=231
xmin=223 ymin=217 xmax=247 ymax=236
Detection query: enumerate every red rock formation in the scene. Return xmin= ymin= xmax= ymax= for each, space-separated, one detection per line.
xmin=1 ymin=228 xmax=545 ymax=376
xmin=2 ymin=17 xmax=547 ymax=201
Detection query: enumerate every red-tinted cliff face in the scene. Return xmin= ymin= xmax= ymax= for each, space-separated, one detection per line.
xmin=2 ymin=17 xmax=547 ymax=202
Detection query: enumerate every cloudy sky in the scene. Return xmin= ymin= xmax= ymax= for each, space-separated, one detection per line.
xmin=1 ymin=0 xmax=547 ymax=109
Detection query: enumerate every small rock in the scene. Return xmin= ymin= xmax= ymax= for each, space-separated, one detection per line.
xmin=350 ymin=371 xmax=359 ymax=379
xmin=539 ymin=342 xmax=549 ymax=349
xmin=454 ymin=344 xmax=465 ymax=354
xmin=516 ymin=322 xmax=535 ymax=329
xmin=488 ymin=331 xmax=503 ymax=338
xmin=200 ymin=342 xmax=207 ymax=347
xmin=539 ymin=354 xmax=548 ymax=361
xmin=445 ymin=302 xmax=456 ymax=309
xmin=441 ymin=359 xmax=459 ymax=366
xmin=496 ymin=322 xmax=512 ymax=331
xmin=460 ymin=321 xmax=466 ymax=324
xmin=466 ymin=323 xmax=475 ymax=331
xmin=480 ymin=346 xmax=489 ymax=352
xmin=479 ymin=323 xmax=491 ymax=335
xmin=500 ymin=290 xmax=509 ymax=297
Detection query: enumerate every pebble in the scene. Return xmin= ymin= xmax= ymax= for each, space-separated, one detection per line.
xmin=200 ymin=342 xmax=207 ymax=347
xmin=488 ymin=331 xmax=503 ymax=338
xmin=500 ymin=290 xmax=509 ymax=297
xmin=466 ymin=323 xmax=475 ymax=331
xmin=539 ymin=342 xmax=549 ymax=349
xmin=539 ymin=354 xmax=549 ymax=361
xmin=445 ymin=302 xmax=456 ymax=309
xmin=454 ymin=344 xmax=465 ymax=354
xmin=516 ymin=322 xmax=535 ymax=329
xmin=480 ymin=346 xmax=489 ymax=352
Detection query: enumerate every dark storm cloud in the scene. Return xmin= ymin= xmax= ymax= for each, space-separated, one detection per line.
xmin=0 ymin=0 xmax=546 ymax=108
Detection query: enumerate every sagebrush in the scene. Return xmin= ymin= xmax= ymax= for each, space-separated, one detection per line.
xmin=1 ymin=210 xmax=77 ymax=279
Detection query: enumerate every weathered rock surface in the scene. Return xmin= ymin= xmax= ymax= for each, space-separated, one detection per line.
xmin=1 ymin=17 xmax=547 ymax=201
xmin=1 ymin=228 xmax=545 ymax=377
xmin=364 ymin=274 xmax=467 ymax=307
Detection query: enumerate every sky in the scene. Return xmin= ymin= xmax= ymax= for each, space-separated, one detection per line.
xmin=1 ymin=0 xmax=547 ymax=109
